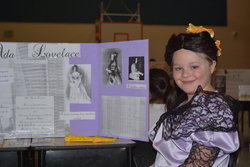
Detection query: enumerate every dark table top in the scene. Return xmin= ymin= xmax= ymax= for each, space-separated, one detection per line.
xmin=0 ymin=138 xmax=31 ymax=151
xmin=30 ymin=137 xmax=136 ymax=150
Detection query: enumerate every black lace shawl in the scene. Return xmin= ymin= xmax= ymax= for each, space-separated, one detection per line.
xmin=151 ymin=86 xmax=239 ymax=141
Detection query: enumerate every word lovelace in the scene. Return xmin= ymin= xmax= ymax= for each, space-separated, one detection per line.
xmin=31 ymin=43 xmax=80 ymax=58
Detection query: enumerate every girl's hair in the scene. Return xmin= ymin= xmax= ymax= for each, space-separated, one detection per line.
xmin=164 ymin=31 xmax=218 ymax=66
xmin=163 ymin=31 xmax=218 ymax=108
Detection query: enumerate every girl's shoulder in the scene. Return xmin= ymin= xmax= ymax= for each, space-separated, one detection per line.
xmin=192 ymin=91 xmax=240 ymax=114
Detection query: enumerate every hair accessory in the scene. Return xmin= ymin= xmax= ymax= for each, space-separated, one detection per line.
xmin=186 ymin=23 xmax=221 ymax=56
xmin=215 ymin=40 xmax=222 ymax=56
xmin=186 ymin=23 xmax=214 ymax=37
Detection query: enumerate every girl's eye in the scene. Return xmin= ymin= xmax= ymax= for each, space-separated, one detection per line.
xmin=191 ymin=66 xmax=199 ymax=69
xmin=174 ymin=67 xmax=182 ymax=71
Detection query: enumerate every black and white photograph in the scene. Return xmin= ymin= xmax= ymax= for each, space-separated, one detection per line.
xmin=102 ymin=48 xmax=122 ymax=85
xmin=66 ymin=64 xmax=91 ymax=104
xmin=128 ymin=56 xmax=144 ymax=81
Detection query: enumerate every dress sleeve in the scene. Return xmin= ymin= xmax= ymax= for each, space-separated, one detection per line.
xmin=190 ymin=130 xmax=240 ymax=153
xmin=179 ymin=95 xmax=240 ymax=167
xmin=189 ymin=94 xmax=240 ymax=153
xmin=180 ymin=129 xmax=239 ymax=167
xmin=180 ymin=94 xmax=240 ymax=166
xmin=180 ymin=141 xmax=220 ymax=167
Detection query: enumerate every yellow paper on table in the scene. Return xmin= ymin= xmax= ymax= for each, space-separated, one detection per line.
xmin=65 ymin=134 xmax=117 ymax=143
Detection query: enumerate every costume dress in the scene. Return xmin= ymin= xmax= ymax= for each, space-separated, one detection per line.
xmin=149 ymin=86 xmax=240 ymax=167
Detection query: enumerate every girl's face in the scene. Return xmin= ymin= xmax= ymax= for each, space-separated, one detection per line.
xmin=172 ymin=49 xmax=216 ymax=100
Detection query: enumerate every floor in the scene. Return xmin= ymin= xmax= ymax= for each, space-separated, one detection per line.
xmin=236 ymin=110 xmax=250 ymax=167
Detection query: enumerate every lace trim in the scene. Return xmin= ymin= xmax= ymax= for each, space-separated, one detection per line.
xmin=151 ymin=86 xmax=238 ymax=141
xmin=179 ymin=141 xmax=219 ymax=167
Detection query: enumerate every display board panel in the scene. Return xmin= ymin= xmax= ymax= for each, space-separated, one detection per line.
xmin=0 ymin=40 xmax=149 ymax=141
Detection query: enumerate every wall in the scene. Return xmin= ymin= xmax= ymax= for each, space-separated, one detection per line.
xmin=0 ymin=23 xmax=96 ymax=43
xmin=143 ymin=0 xmax=250 ymax=69
xmin=0 ymin=0 xmax=249 ymax=69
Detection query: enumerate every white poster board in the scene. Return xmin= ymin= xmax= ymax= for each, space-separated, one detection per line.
xmin=214 ymin=69 xmax=250 ymax=100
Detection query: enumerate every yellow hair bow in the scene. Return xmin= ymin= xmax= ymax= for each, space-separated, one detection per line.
xmin=186 ymin=23 xmax=221 ymax=56
xmin=186 ymin=23 xmax=214 ymax=38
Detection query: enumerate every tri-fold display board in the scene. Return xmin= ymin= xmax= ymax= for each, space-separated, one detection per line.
xmin=0 ymin=40 xmax=149 ymax=141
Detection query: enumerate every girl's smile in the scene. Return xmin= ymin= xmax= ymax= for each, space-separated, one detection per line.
xmin=182 ymin=80 xmax=195 ymax=84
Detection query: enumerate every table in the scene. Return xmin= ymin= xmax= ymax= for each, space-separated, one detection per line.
xmin=0 ymin=138 xmax=31 ymax=167
xmin=31 ymin=137 xmax=135 ymax=167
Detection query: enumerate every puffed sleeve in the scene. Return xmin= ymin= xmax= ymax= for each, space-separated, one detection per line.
xmin=190 ymin=130 xmax=239 ymax=153
xmin=180 ymin=94 xmax=240 ymax=166
xmin=190 ymin=93 xmax=240 ymax=153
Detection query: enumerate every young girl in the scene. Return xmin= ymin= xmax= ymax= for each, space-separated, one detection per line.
xmin=149 ymin=24 xmax=240 ymax=167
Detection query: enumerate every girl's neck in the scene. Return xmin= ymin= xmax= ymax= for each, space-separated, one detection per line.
xmin=186 ymin=85 xmax=216 ymax=102
xmin=203 ymin=84 xmax=215 ymax=92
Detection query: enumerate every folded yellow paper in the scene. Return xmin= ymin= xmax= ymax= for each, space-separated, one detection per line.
xmin=65 ymin=134 xmax=117 ymax=143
